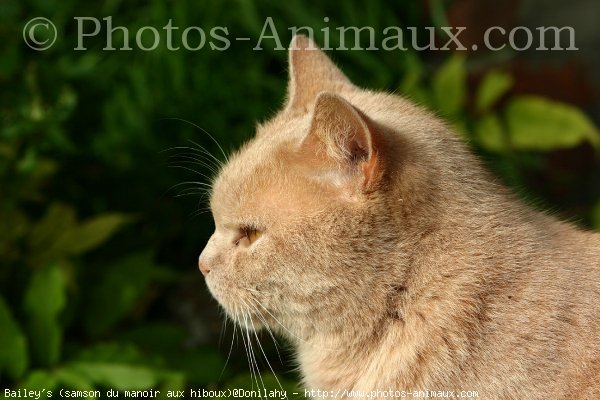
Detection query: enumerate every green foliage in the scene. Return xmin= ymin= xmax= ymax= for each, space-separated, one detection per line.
xmin=83 ymin=252 xmax=168 ymax=337
xmin=0 ymin=297 xmax=29 ymax=380
xmin=432 ymin=55 xmax=467 ymax=117
xmin=24 ymin=264 xmax=67 ymax=367
xmin=66 ymin=363 xmax=161 ymax=391
xmin=476 ymin=70 xmax=514 ymax=113
xmin=408 ymin=55 xmax=600 ymax=153
xmin=505 ymin=96 xmax=600 ymax=150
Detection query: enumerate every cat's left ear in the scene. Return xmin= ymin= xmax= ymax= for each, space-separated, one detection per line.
xmin=302 ymin=92 xmax=380 ymax=190
xmin=286 ymin=35 xmax=353 ymax=113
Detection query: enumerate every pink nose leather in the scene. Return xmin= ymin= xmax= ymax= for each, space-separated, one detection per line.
xmin=199 ymin=259 xmax=210 ymax=277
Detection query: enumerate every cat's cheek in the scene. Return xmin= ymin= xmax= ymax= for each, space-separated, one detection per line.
xmin=203 ymin=272 xmax=241 ymax=316
xmin=203 ymin=274 xmax=223 ymax=305
xmin=203 ymin=269 xmax=233 ymax=308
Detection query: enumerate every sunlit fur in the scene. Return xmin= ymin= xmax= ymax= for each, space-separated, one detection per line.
xmin=199 ymin=35 xmax=600 ymax=399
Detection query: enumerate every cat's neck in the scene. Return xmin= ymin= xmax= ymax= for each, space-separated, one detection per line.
xmin=296 ymin=187 xmax=582 ymax=392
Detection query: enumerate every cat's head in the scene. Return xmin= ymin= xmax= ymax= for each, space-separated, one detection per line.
xmin=199 ymin=35 xmax=463 ymax=341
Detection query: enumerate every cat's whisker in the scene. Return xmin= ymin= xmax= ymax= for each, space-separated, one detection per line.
xmin=160 ymin=117 xmax=229 ymax=164
xmin=168 ymin=182 xmax=212 ymax=201
xmin=167 ymin=147 xmax=220 ymax=160
xmin=189 ymin=208 xmax=211 ymax=218
xmin=236 ymin=307 xmax=258 ymax=392
xmin=164 ymin=149 xmax=221 ymax=179
xmin=189 ymin=135 xmax=228 ymax=165
xmin=218 ymin=310 xmax=238 ymax=384
xmin=169 ymin=159 xmax=218 ymax=178
xmin=219 ymin=311 xmax=228 ymax=347
xmin=161 ymin=145 xmax=218 ymax=159
xmin=174 ymin=187 xmax=211 ymax=196
xmin=168 ymin=165 xmax=215 ymax=181
xmin=248 ymin=306 xmax=287 ymax=397
xmin=167 ymin=148 xmax=219 ymax=160
xmin=252 ymin=297 xmax=336 ymax=351
xmin=177 ymin=187 xmax=212 ymax=195
xmin=174 ymin=188 xmax=210 ymax=197
xmin=245 ymin=296 xmax=284 ymax=364
xmin=174 ymin=192 xmax=207 ymax=199
xmin=246 ymin=316 xmax=268 ymax=398
xmin=249 ymin=302 xmax=282 ymax=353
xmin=243 ymin=314 xmax=264 ymax=398
xmin=187 ymin=143 xmax=226 ymax=171
xmin=169 ymin=180 xmax=213 ymax=190
xmin=252 ymin=299 xmax=304 ymax=344
xmin=168 ymin=153 xmax=220 ymax=176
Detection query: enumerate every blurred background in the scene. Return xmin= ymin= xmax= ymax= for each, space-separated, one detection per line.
xmin=1 ymin=0 xmax=599 ymax=397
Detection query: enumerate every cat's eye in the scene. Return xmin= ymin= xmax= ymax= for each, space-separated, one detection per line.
xmin=246 ymin=227 xmax=262 ymax=243
xmin=235 ymin=226 xmax=262 ymax=246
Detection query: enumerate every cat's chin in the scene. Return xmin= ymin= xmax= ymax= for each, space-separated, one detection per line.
xmin=228 ymin=312 xmax=266 ymax=332
xmin=206 ymin=278 xmax=273 ymax=332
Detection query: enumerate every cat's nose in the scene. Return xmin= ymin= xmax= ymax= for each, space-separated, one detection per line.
xmin=198 ymin=258 xmax=211 ymax=277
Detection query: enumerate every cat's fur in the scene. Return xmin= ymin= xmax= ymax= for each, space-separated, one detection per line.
xmin=199 ymin=35 xmax=600 ymax=399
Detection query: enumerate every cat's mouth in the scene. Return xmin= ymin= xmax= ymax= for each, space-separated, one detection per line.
xmin=207 ymin=281 xmax=275 ymax=331
xmin=229 ymin=312 xmax=267 ymax=332
xmin=226 ymin=292 xmax=280 ymax=331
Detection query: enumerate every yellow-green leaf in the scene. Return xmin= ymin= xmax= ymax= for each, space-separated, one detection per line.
xmin=432 ymin=55 xmax=467 ymax=117
xmin=18 ymin=370 xmax=58 ymax=391
xmin=70 ymin=362 xmax=158 ymax=390
xmin=29 ymin=203 xmax=76 ymax=252
xmin=505 ymin=96 xmax=600 ymax=151
xmin=51 ymin=213 xmax=132 ymax=256
xmin=476 ymin=70 xmax=513 ymax=113
xmin=475 ymin=114 xmax=507 ymax=152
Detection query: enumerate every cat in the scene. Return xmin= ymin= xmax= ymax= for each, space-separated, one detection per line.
xmin=198 ymin=35 xmax=600 ymax=399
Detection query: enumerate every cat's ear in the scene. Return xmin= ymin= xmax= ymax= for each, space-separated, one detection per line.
xmin=302 ymin=92 xmax=379 ymax=189
xmin=286 ymin=35 xmax=353 ymax=113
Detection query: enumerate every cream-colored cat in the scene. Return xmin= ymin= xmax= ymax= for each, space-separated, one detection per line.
xmin=199 ymin=35 xmax=600 ymax=399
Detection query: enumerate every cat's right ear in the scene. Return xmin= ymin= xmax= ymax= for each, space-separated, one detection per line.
xmin=285 ymin=35 xmax=353 ymax=114
xmin=301 ymin=92 xmax=381 ymax=191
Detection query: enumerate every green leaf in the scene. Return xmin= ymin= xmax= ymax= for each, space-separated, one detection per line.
xmin=119 ymin=323 xmax=186 ymax=353
xmin=154 ymin=371 xmax=186 ymax=398
xmin=432 ymin=55 xmax=467 ymax=117
xmin=476 ymin=70 xmax=513 ymax=113
xmin=74 ymin=342 xmax=148 ymax=365
xmin=69 ymin=362 xmax=159 ymax=390
xmin=0 ymin=296 xmax=28 ymax=380
xmin=475 ymin=115 xmax=507 ymax=152
xmin=55 ymin=367 xmax=95 ymax=390
xmin=18 ymin=370 xmax=58 ymax=391
xmin=23 ymin=263 xmax=67 ymax=367
xmin=29 ymin=203 xmax=76 ymax=252
xmin=505 ymin=96 xmax=600 ymax=151
xmin=399 ymin=52 xmax=424 ymax=95
xmin=69 ymin=343 xmax=186 ymax=393
xmin=50 ymin=213 xmax=132 ymax=257
xmin=83 ymin=252 xmax=156 ymax=336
